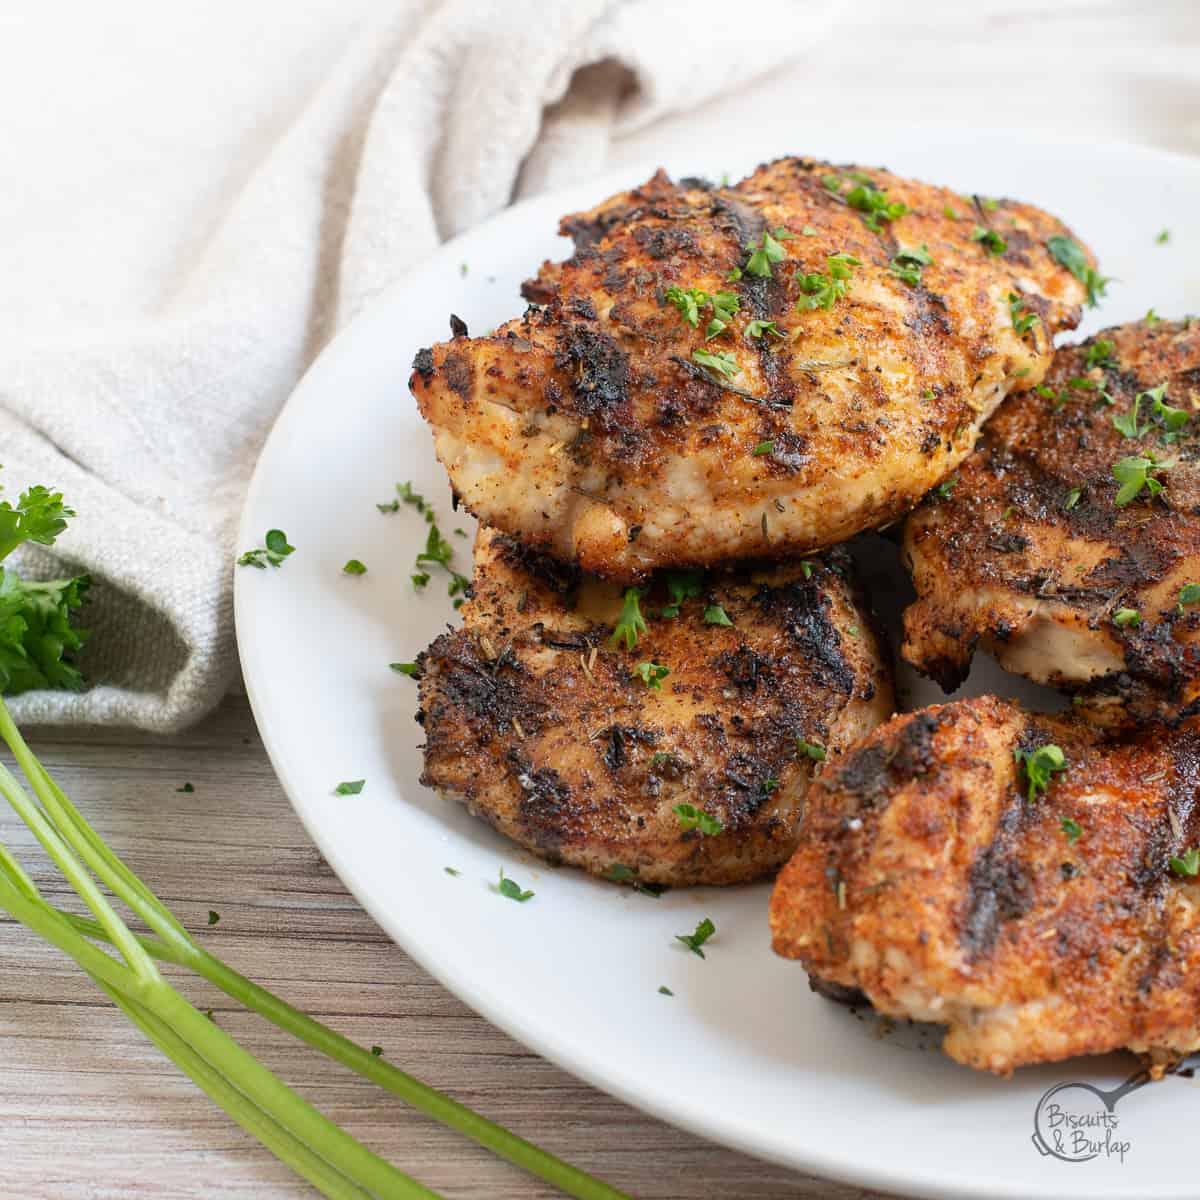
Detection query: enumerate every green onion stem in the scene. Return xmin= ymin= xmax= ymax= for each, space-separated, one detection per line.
xmin=0 ymin=697 xmax=631 ymax=1200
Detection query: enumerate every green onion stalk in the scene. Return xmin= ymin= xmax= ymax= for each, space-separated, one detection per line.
xmin=0 ymin=699 xmax=629 ymax=1200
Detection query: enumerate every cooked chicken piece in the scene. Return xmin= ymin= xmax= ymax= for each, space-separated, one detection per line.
xmin=416 ymin=527 xmax=892 ymax=886
xmin=770 ymin=696 xmax=1200 ymax=1076
xmin=902 ymin=319 xmax=1200 ymax=725
xmin=410 ymin=160 xmax=1093 ymax=582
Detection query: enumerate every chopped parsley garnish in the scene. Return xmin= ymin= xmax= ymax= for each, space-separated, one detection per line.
xmin=844 ymin=180 xmax=907 ymax=232
xmin=238 ymin=529 xmax=295 ymax=569
xmin=632 ymin=661 xmax=669 ymax=689
xmin=934 ymin=476 xmax=959 ymax=500
xmin=761 ymin=777 xmax=780 ymax=795
xmin=889 ymin=244 xmax=933 ymax=287
xmin=334 ymin=780 xmax=365 ymax=795
xmin=746 ymin=319 xmax=785 ymax=339
xmin=979 ymin=196 xmax=1000 ymax=211
xmin=390 ymin=662 xmax=419 ymax=676
xmin=943 ymin=204 xmax=960 ymax=221
xmin=207 ymin=910 xmax=220 ymax=926
xmin=444 ymin=866 xmax=461 ymax=876
xmin=1112 ymin=394 xmax=1149 ymax=439
xmin=342 ymin=558 xmax=367 ymax=575
xmin=658 ymin=986 xmax=674 ymax=996
xmin=661 ymin=569 xmax=705 ymax=618
xmin=692 ymin=347 xmax=741 ymax=380
xmin=752 ymin=440 xmax=775 ymax=456
xmin=675 ymin=917 xmax=716 ymax=958
xmin=1112 ymin=453 xmax=1172 ymax=506
xmin=176 ymin=782 xmax=194 ymax=794
xmin=1008 ymin=292 xmax=1038 ymax=337
xmin=744 ymin=228 xmax=793 ymax=278
xmin=796 ymin=739 xmax=826 ymax=761
xmin=386 ymin=482 xmax=470 ymax=604
xmin=1169 ymin=848 xmax=1200 ymax=878
xmin=1013 ymin=744 xmax=1067 ymax=802
xmin=1084 ymin=339 xmax=1117 ymax=371
xmin=801 ymin=225 xmax=818 ymax=236
xmin=970 ymin=226 xmax=1006 ymax=256
xmin=1046 ymin=235 xmax=1108 ymax=307
xmin=1146 ymin=308 xmax=1160 ymax=325
xmin=1061 ymin=818 xmax=1082 ymax=844
xmin=663 ymin=286 xmax=706 ymax=327
xmin=1178 ymin=583 xmax=1200 ymax=612
xmin=703 ymin=604 xmax=733 ymax=626
xmin=1064 ymin=487 xmax=1083 ymax=511
xmin=1113 ymin=607 xmax=1141 ymax=628
xmin=496 ymin=869 xmax=534 ymax=902
xmin=663 ymin=286 xmax=740 ymax=339
xmin=602 ymin=864 xmax=635 ymax=881
xmin=673 ymin=803 xmax=723 ymax=835
xmin=1147 ymin=383 xmax=1190 ymax=439
xmin=1156 ymin=229 xmax=1170 ymax=244
xmin=611 ymin=587 xmax=647 ymax=649
xmin=795 ymin=252 xmax=860 ymax=311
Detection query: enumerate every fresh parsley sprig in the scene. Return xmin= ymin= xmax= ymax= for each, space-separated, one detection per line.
xmin=0 ymin=477 xmax=89 ymax=695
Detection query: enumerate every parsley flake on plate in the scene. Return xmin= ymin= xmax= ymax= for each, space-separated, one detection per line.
xmin=675 ymin=917 xmax=717 ymax=958
xmin=334 ymin=779 xmax=365 ymax=796
xmin=238 ymin=529 xmax=294 ymax=569
xmin=496 ymin=869 xmax=534 ymax=902
xmin=390 ymin=662 xmax=419 ymax=676
xmin=658 ymin=986 xmax=674 ymax=996
xmin=343 ymin=558 xmax=367 ymax=575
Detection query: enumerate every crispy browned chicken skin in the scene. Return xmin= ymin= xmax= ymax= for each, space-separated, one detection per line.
xmin=903 ymin=319 xmax=1200 ymax=725
xmin=410 ymin=160 xmax=1092 ymax=581
xmin=416 ymin=527 xmax=893 ymax=886
xmin=770 ymin=696 xmax=1200 ymax=1075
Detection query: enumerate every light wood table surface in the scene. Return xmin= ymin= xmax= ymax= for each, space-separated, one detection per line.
xmin=0 ymin=694 xmax=890 ymax=1199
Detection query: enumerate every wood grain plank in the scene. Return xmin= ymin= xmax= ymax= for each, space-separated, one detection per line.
xmin=0 ymin=696 xmax=889 ymax=1199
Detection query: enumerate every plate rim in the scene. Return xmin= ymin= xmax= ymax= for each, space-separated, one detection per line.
xmin=236 ymin=128 xmax=1200 ymax=1200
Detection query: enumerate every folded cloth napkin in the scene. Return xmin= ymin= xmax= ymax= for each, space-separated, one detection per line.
xmin=0 ymin=0 xmax=833 ymax=731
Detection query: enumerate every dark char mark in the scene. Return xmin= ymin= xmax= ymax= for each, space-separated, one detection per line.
xmin=411 ymin=347 xmax=435 ymax=384
xmin=833 ymin=711 xmax=940 ymax=805
xmin=554 ymin=325 xmax=630 ymax=429
xmin=756 ymin=579 xmax=857 ymax=695
xmin=506 ymin=749 xmax=572 ymax=851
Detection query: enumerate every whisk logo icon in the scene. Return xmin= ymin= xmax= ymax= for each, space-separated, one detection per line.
xmin=1031 ymin=1071 xmax=1146 ymax=1163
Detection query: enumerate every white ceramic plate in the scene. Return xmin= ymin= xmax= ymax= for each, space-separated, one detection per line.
xmin=237 ymin=130 xmax=1200 ymax=1199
